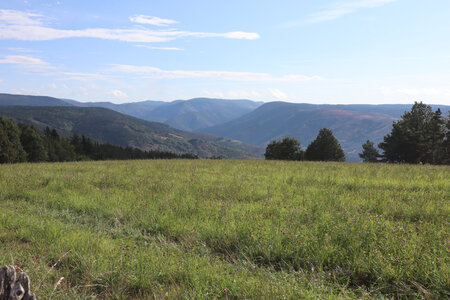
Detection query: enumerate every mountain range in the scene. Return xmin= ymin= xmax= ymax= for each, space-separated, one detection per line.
xmin=63 ymin=97 xmax=262 ymax=131
xmin=1 ymin=93 xmax=448 ymax=161
xmin=0 ymin=95 xmax=263 ymax=159
xmin=201 ymin=102 xmax=449 ymax=161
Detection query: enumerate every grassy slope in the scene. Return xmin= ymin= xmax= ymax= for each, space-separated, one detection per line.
xmin=0 ymin=160 xmax=448 ymax=299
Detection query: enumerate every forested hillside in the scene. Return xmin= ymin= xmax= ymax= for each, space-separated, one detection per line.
xmin=0 ymin=106 xmax=261 ymax=159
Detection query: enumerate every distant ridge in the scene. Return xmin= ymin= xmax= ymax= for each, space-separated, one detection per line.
xmin=0 ymin=93 xmax=72 ymax=107
xmin=0 ymin=105 xmax=262 ymax=159
xmin=2 ymin=93 xmax=448 ymax=161
xmin=64 ymin=97 xmax=263 ymax=131
xmin=200 ymin=101 xmax=450 ymax=162
xmin=0 ymin=94 xmax=263 ymax=131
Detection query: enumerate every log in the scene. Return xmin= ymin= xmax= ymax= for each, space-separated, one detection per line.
xmin=0 ymin=266 xmax=36 ymax=300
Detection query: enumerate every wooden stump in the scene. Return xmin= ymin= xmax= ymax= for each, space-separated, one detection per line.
xmin=0 ymin=266 xmax=36 ymax=300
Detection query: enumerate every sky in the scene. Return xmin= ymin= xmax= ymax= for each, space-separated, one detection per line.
xmin=0 ymin=0 xmax=449 ymax=105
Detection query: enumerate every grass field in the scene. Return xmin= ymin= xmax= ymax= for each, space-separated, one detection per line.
xmin=0 ymin=160 xmax=448 ymax=299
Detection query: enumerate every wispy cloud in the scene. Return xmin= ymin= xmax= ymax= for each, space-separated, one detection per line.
xmin=109 ymin=64 xmax=322 ymax=82
xmin=228 ymin=90 xmax=262 ymax=99
xmin=0 ymin=9 xmax=259 ymax=42
xmin=7 ymin=47 xmax=37 ymax=53
xmin=380 ymin=87 xmax=450 ymax=97
xmin=130 ymin=15 xmax=178 ymax=27
xmin=306 ymin=0 xmax=398 ymax=23
xmin=0 ymin=54 xmax=111 ymax=81
xmin=0 ymin=55 xmax=54 ymax=72
xmin=58 ymin=72 xmax=111 ymax=81
xmin=15 ymin=88 xmax=43 ymax=96
xmin=203 ymin=90 xmax=225 ymax=98
xmin=135 ymin=45 xmax=184 ymax=51
xmin=110 ymin=89 xmax=128 ymax=98
xmin=203 ymin=90 xmax=262 ymax=99
xmin=269 ymin=88 xmax=288 ymax=100
xmin=0 ymin=9 xmax=43 ymax=25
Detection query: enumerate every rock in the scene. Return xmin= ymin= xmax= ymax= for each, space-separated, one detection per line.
xmin=0 ymin=266 xmax=36 ymax=300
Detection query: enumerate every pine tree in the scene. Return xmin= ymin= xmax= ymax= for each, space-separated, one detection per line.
xmin=379 ymin=102 xmax=447 ymax=164
xmin=18 ymin=123 xmax=48 ymax=162
xmin=359 ymin=140 xmax=380 ymax=163
xmin=0 ymin=124 xmax=14 ymax=163
xmin=0 ymin=117 xmax=26 ymax=163
xmin=305 ymin=128 xmax=345 ymax=162
xmin=442 ymin=113 xmax=450 ymax=164
xmin=425 ymin=108 xmax=446 ymax=164
xmin=264 ymin=137 xmax=304 ymax=160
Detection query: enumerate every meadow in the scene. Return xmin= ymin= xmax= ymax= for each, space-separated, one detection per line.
xmin=0 ymin=160 xmax=448 ymax=299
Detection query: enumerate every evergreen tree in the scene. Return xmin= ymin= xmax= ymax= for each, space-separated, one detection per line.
xmin=1 ymin=119 xmax=198 ymax=164
xmin=442 ymin=113 xmax=450 ymax=164
xmin=379 ymin=102 xmax=447 ymax=164
xmin=0 ymin=123 xmax=15 ymax=163
xmin=359 ymin=140 xmax=380 ymax=163
xmin=81 ymin=135 xmax=94 ymax=157
xmin=425 ymin=108 xmax=446 ymax=164
xmin=265 ymin=137 xmax=304 ymax=160
xmin=57 ymin=138 xmax=77 ymax=161
xmin=0 ymin=117 xmax=26 ymax=163
xmin=305 ymin=128 xmax=345 ymax=162
xmin=43 ymin=127 xmax=76 ymax=162
xmin=71 ymin=134 xmax=83 ymax=154
xmin=18 ymin=123 xmax=48 ymax=162
xmin=44 ymin=127 xmax=57 ymax=161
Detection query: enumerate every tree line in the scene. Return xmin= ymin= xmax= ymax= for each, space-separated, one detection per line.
xmin=360 ymin=102 xmax=449 ymax=164
xmin=0 ymin=116 xmax=198 ymax=164
xmin=265 ymin=102 xmax=450 ymax=165
xmin=265 ymin=128 xmax=345 ymax=162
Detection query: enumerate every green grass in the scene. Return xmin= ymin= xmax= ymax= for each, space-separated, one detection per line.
xmin=0 ymin=160 xmax=448 ymax=299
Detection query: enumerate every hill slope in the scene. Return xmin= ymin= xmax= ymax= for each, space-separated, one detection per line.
xmin=0 ymin=94 xmax=263 ymax=131
xmin=63 ymin=98 xmax=166 ymax=121
xmin=66 ymin=97 xmax=263 ymax=131
xmin=141 ymin=98 xmax=262 ymax=131
xmin=0 ymin=93 xmax=72 ymax=106
xmin=0 ymin=106 xmax=261 ymax=159
xmin=201 ymin=102 xmax=450 ymax=161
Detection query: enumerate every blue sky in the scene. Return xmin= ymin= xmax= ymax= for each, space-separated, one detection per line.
xmin=0 ymin=0 xmax=449 ymax=104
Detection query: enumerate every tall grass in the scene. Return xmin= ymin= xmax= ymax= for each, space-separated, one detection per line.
xmin=0 ymin=160 xmax=448 ymax=298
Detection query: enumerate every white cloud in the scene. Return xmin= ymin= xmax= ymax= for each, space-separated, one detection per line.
xmin=0 ymin=55 xmax=47 ymax=65
xmin=58 ymin=72 xmax=111 ymax=81
xmin=135 ymin=45 xmax=183 ymax=51
xmin=306 ymin=0 xmax=398 ymax=23
xmin=0 ymin=10 xmax=260 ymax=42
xmin=0 ymin=55 xmax=54 ymax=72
xmin=0 ymin=78 xmax=3 ymax=83
xmin=269 ymin=88 xmax=288 ymax=100
xmin=7 ymin=47 xmax=37 ymax=53
xmin=380 ymin=87 xmax=450 ymax=97
xmin=110 ymin=89 xmax=128 ymax=98
xmin=203 ymin=90 xmax=226 ymax=98
xmin=0 ymin=9 xmax=43 ymax=25
xmin=15 ymin=88 xmax=42 ymax=95
xmin=0 ymin=54 xmax=112 ymax=81
xmin=130 ymin=15 xmax=178 ymax=27
xmin=228 ymin=90 xmax=262 ymax=99
xmin=109 ymin=64 xmax=321 ymax=82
